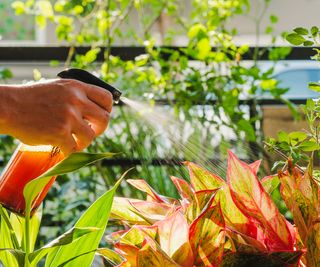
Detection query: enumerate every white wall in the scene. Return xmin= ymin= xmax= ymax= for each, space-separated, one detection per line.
xmin=228 ymin=0 xmax=320 ymax=45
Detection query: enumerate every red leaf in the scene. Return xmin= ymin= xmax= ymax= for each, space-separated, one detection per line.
xmin=155 ymin=211 xmax=193 ymax=265
xmin=170 ymin=176 xmax=194 ymax=200
xmin=130 ymin=201 xmax=174 ymax=223
xmin=184 ymin=162 xmax=224 ymax=191
xmin=189 ymin=205 xmax=225 ymax=266
xmin=136 ymin=241 xmax=180 ymax=267
xmin=219 ymin=184 xmax=260 ymax=241
xmin=115 ymin=243 xmax=139 ymax=266
xmin=227 ymin=151 xmax=295 ymax=251
xmin=249 ymin=160 xmax=262 ymax=175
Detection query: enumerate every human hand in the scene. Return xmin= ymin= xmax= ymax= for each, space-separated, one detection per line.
xmin=0 ymin=79 xmax=112 ymax=155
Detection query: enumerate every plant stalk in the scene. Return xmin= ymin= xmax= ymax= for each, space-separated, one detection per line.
xmin=24 ymin=205 xmax=31 ymax=267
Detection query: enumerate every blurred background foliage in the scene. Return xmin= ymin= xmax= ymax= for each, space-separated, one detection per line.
xmin=1 ymin=0 xmax=297 ymax=244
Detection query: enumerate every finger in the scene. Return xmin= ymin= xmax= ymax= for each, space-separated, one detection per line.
xmin=72 ymin=118 xmax=96 ymax=150
xmin=58 ymin=134 xmax=77 ymax=156
xmin=82 ymin=100 xmax=110 ymax=136
xmin=82 ymin=84 xmax=113 ymax=113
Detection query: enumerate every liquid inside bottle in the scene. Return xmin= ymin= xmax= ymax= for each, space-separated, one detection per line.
xmin=0 ymin=144 xmax=64 ymax=216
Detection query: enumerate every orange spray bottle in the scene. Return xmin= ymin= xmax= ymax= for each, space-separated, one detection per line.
xmin=0 ymin=69 xmax=121 ymax=216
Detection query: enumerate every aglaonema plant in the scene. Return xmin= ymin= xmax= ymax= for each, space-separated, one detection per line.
xmin=0 ymin=152 xmax=128 ymax=267
xmin=105 ymin=151 xmax=320 ymax=267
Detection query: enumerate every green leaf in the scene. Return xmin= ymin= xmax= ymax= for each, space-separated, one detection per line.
xmin=286 ymin=33 xmax=306 ymax=45
xmin=237 ymin=119 xmax=256 ymax=141
xmin=308 ymin=82 xmax=320 ymax=92
xmin=197 ymin=38 xmax=211 ymax=59
xmin=0 ymin=249 xmax=25 ymax=266
xmin=44 ymin=169 xmax=130 ymax=267
xmin=188 ymin=23 xmax=207 ymax=39
xmin=23 ymin=152 xmax=116 ymax=212
xmin=293 ymin=27 xmax=309 ymax=35
xmin=29 ymin=227 xmax=99 ymax=264
xmin=289 ymin=131 xmax=307 ymax=142
xmin=11 ymin=1 xmax=25 ymax=15
xmin=0 ymin=208 xmax=20 ymax=267
xmin=299 ymin=141 xmax=320 ymax=152
xmin=278 ymin=131 xmax=289 ymax=143
xmin=311 ymin=26 xmax=319 ymax=37
xmin=261 ymin=175 xmax=280 ymax=195
xmin=10 ymin=209 xmax=42 ymax=252
xmin=0 ymin=68 xmax=13 ymax=79
xmin=260 ymin=79 xmax=277 ymax=90
xmin=304 ymin=41 xmax=314 ymax=47
xmin=270 ymin=15 xmax=278 ymax=24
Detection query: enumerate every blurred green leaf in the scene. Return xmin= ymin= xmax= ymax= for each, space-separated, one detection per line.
xmin=286 ymin=33 xmax=306 ymax=45
xmin=293 ymin=27 xmax=308 ymax=35
xmin=309 ymin=82 xmax=320 ymax=92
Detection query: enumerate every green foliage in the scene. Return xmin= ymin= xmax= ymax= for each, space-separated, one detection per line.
xmin=267 ymin=27 xmax=320 ymax=170
xmin=0 ymin=152 xmax=124 ymax=267
xmin=266 ymin=98 xmax=320 ymax=170
xmin=10 ymin=0 xmax=297 ymax=244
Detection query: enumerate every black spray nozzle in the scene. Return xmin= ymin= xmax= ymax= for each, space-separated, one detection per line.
xmin=57 ymin=68 xmax=122 ymax=103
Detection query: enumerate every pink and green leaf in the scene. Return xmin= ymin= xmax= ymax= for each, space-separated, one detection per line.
xmin=111 ymin=197 xmax=149 ymax=225
xmin=127 ymin=179 xmax=169 ymax=203
xmin=170 ymin=176 xmax=194 ymax=200
xmin=249 ymin=160 xmax=262 ymax=175
xmin=189 ymin=204 xmax=225 ymax=266
xmin=136 ymin=242 xmax=180 ymax=267
xmin=130 ymin=201 xmax=175 ymax=224
xmin=227 ymin=151 xmax=294 ymax=251
xmin=184 ymin=162 xmax=224 ymax=191
xmin=219 ymin=184 xmax=260 ymax=240
xmin=154 ymin=211 xmax=193 ymax=265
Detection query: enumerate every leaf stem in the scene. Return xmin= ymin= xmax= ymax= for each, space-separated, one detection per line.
xmin=24 ymin=205 xmax=31 ymax=267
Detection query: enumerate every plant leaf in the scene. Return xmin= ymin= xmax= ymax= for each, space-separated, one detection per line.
xmin=184 ymin=162 xmax=224 ymax=191
xmin=24 ymin=152 xmax=116 ymax=212
xmin=170 ymin=176 xmax=194 ymax=200
xmin=286 ymin=33 xmax=306 ymax=45
xmin=137 ymin=242 xmax=180 ymax=267
xmin=29 ymin=227 xmax=99 ymax=264
xmin=308 ymin=82 xmax=320 ymax=92
xmin=130 ymin=201 xmax=174 ymax=224
xmin=0 ymin=248 xmax=25 ymax=266
xmin=96 ymin=248 xmax=123 ymax=266
xmin=227 ymin=151 xmax=294 ymax=251
xmin=155 ymin=211 xmax=193 ymax=265
xmin=10 ymin=208 xmax=42 ymax=252
xmin=127 ymin=179 xmax=169 ymax=203
xmin=261 ymin=175 xmax=280 ymax=195
xmin=0 ymin=208 xmax=20 ymax=267
xmin=189 ymin=205 xmax=225 ymax=266
xmin=45 ymin=169 xmax=129 ymax=267
xmin=111 ymin=197 xmax=148 ymax=225
xmin=249 ymin=160 xmax=261 ymax=175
